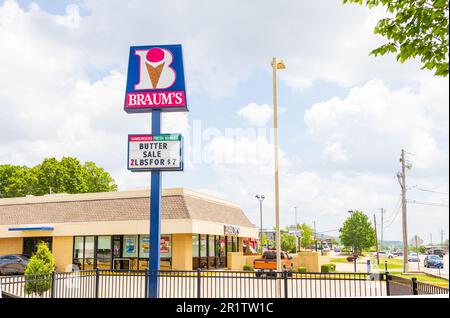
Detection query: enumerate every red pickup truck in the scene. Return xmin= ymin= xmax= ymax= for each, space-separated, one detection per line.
xmin=253 ymin=250 xmax=294 ymax=277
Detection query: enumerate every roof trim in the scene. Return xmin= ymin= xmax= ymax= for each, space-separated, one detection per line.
xmin=0 ymin=188 xmax=241 ymax=208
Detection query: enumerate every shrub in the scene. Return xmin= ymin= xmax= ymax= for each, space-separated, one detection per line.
xmin=321 ymin=264 xmax=336 ymax=273
xmin=243 ymin=264 xmax=253 ymax=271
xmin=296 ymin=267 xmax=307 ymax=273
xmin=24 ymin=242 xmax=55 ymax=297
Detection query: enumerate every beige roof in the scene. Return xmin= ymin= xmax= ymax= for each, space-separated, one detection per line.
xmin=0 ymin=188 xmax=255 ymax=228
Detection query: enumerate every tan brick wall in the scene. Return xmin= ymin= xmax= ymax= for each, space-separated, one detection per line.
xmin=293 ymin=251 xmax=331 ymax=272
xmin=0 ymin=237 xmax=23 ymax=255
xmin=171 ymin=234 xmax=192 ymax=270
xmin=227 ymin=252 xmax=262 ymax=270
xmin=52 ymin=236 xmax=74 ymax=272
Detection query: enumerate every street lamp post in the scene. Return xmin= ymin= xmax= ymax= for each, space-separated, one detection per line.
xmin=255 ymin=194 xmax=265 ymax=253
xmin=294 ymin=206 xmax=298 ymax=252
xmin=271 ymin=57 xmax=285 ymax=274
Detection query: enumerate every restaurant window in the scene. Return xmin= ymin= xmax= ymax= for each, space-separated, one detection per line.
xmin=97 ymin=236 xmax=111 ymax=270
xmin=199 ymin=235 xmax=207 ymax=269
xmin=123 ymin=235 xmax=138 ymax=270
xmin=160 ymin=235 xmax=172 ymax=269
xmin=73 ymin=236 xmax=84 ymax=270
xmin=208 ymin=235 xmax=215 ymax=257
xmin=84 ymin=236 xmax=95 ymax=270
xmin=232 ymin=237 xmax=238 ymax=252
xmin=226 ymin=236 xmax=233 ymax=253
xmin=192 ymin=234 xmax=200 ymax=269
xmin=23 ymin=237 xmax=52 ymax=258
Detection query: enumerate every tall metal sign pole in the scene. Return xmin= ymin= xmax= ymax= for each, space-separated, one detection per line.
xmin=124 ymin=45 xmax=188 ymax=298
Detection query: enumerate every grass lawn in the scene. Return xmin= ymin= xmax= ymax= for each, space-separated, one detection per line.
xmin=376 ymin=258 xmax=403 ymax=270
xmin=390 ymin=272 xmax=449 ymax=287
xmin=330 ymin=257 xmax=366 ymax=264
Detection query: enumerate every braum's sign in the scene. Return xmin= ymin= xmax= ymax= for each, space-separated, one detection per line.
xmin=124 ymin=45 xmax=187 ymax=113
xmin=128 ymin=134 xmax=183 ymax=171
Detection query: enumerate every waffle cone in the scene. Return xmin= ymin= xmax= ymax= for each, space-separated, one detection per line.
xmin=145 ymin=62 xmax=165 ymax=89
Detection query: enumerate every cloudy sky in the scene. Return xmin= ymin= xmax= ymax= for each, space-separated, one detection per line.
xmin=0 ymin=0 xmax=448 ymax=242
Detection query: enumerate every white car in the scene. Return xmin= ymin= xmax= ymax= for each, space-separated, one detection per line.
xmin=376 ymin=252 xmax=394 ymax=259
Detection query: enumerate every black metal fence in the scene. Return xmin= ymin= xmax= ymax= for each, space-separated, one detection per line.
xmin=1 ymin=269 xmax=448 ymax=298
xmin=386 ymin=273 xmax=449 ymax=296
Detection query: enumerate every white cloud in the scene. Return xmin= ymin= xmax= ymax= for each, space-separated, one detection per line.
xmin=304 ymin=79 xmax=449 ymax=173
xmin=323 ymin=141 xmax=349 ymax=163
xmin=237 ymin=103 xmax=273 ymax=126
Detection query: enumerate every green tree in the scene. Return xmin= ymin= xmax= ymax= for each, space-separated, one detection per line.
xmin=281 ymin=233 xmax=296 ymax=253
xmin=0 ymin=164 xmax=26 ymax=197
xmin=339 ymin=211 xmax=376 ymax=255
xmin=0 ymin=157 xmax=117 ymax=197
xmin=24 ymin=242 xmax=55 ymax=297
xmin=83 ymin=161 xmax=118 ymax=192
xmin=298 ymin=223 xmax=314 ymax=249
xmin=3 ymin=166 xmax=38 ymax=198
xmin=410 ymin=245 xmax=427 ymax=254
xmin=343 ymin=0 xmax=449 ymax=76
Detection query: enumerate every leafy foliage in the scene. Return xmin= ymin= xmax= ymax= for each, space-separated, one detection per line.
xmin=24 ymin=242 xmax=55 ymax=296
xmin=281 ymin=232 xmax=296 ymax=253
xmin=343 ymin=0 xmax=449 ymax=76
xmin=321 ymin=263 xmax=337 ymax=273
xmin=339 ymin=211 xmax=376 ymax=255
xmin=0 ymin=157 xmax=117 ymax=198
xmin=298 ymin=223 xmax=314 ymax=249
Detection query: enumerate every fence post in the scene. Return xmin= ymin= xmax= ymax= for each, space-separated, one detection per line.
xmin=197 ymin=269 xmax=201 ymax=298
xmin=411 ymin=277 xmax=418 ymax=295
xmin=385 ymin=271 xmax=390 ymax=296
xmin=144 ymin=269 xmax=149 ymax=298
xmin=283 ymin=270 xmax=288 ymax=298
xmin=51 ymin=272 xmax=56 ymax=298
xmin=95 ymin=268 xmax=99 ymax=298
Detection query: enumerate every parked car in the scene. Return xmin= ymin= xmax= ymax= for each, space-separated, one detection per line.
xmin=333 ymin=246 xmax=341 ymax=253
xmin=0 ymin=254 xmax=29 ymax=275
xmin=253 ymin=250 xmax=293 ymax=277
xmin=408 ymin=252 xmax=420 ymax=262
xmin=431 ymin=249 xmax=446 ymax=258
xmin=377 ymin=252 xmax=394 ymax=259
xmin=424 ymin=255 xmax=444 ymax=269
xmin=393 ymin=250 xmax=403 ymax=257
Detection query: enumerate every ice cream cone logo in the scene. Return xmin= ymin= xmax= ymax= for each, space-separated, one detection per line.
xmin=134 ymin=47 xmax=176 ymax=90
xmin=145 ymin=48 xmax=165 ymax=89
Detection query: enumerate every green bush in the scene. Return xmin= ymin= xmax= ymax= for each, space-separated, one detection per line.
xmin=321 ymin=263 xmax=336 ymax=273
xmin=296 ymin=267 xmax=307 ymax=273
xmin=243 ymin=264 xmax=253 ymax=271
xmin=24 ymin=242 xmax=55 ymax=296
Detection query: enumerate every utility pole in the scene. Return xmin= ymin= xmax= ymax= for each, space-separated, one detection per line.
xmin=441 ymin=230 xmax=444 ymax=247
xmin=313 ymin=221 xmax=317 ymax=252
xmin=374 ymin=214 xmax=380 ymax=265
xmin=430 ymin=233 xmax=433 ymax=246
xmin=398 ymin=149 xmax=409 ymax=273
xmin=379 ymin=208 xmax=385 ymax=251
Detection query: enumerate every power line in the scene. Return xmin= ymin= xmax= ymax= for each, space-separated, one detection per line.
xmin=408 ymin=200 xmax=449 ymax=208
xmin=410 ymin=186 xmax=449 ymax=195
xmin=383 ymin=195 xmax=402 ymax=223
xmin=384 ymin=199 xmax=402 ymax=229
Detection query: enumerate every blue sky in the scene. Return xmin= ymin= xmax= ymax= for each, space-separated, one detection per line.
xmin=0 ymin=0 xmax=448 ymax=242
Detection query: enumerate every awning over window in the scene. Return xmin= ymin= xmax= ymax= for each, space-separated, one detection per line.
xmin=8 ymin=226 xmax=54 ymax=231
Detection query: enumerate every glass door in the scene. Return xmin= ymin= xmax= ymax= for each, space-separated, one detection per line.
xmin=112 ymin=236 xmax=123 ymax=270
